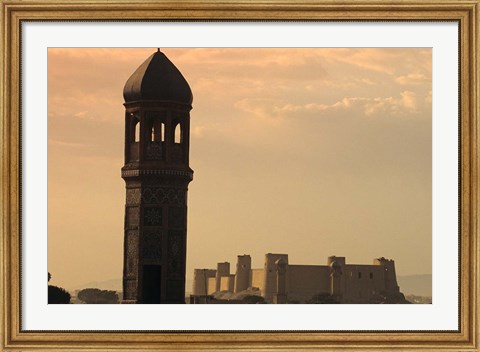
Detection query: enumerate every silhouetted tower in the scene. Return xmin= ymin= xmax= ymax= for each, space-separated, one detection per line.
xmin=122 ymin=49 xmax=193 ymax=303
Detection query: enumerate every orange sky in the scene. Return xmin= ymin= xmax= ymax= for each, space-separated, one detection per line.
xmin=48 ymin=48 xmax=432 ymax=290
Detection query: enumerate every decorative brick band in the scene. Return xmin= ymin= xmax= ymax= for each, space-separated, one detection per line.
xmin=122 ymin=169 xmax=193 ymax=179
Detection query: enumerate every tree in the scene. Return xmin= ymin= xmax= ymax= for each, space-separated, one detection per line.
xmin=48 ymin=285 xmax=71 ymax=304
xmin=77 ymin=288 xmax=119 ymax=304
xmin=47 ymin=272 xmax=71 ymax=304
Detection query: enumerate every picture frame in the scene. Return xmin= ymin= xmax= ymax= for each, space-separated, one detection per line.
xmin=1 ymin=0 xmax=478 ymax=351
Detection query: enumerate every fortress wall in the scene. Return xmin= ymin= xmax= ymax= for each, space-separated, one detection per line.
xmin=373 ymin=258 xmax=400 ymax=293
xmin=342 ymin=264 xmax=386 ymax=303
xmin=217 ymin=262 xmax=230 ymax=276
xmin=327 ymin=256 xmax=346 ymax=266
xmin=286 ymin=265 xmax=330 ymax=303
xmin=251 ymin=269 xmax=265 ymax=293
xmin=207 ymin=277 xmax=216 ymax=295
xmin=216 ymin=262 xmax=230 ymax=292
xmin=192 ymin=269 xmax=216 ymax=296
xmin=192 ymin=255 xmax=402 ymax=303
xmin=220 ymin=275 xmax=235 ymax=292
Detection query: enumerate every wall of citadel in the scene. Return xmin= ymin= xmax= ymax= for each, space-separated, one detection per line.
xmin=341 ymin=264 xmax=388 ymax=303
xmin=191 ymin=255 xmax=401 ymax=304
xmin=286 ymin=265 xmax=330 ymax=302
xmin=250 ymin=269 xmax=264 ymax=294
xmin=220 ymin=275 xmax=235 ymax=292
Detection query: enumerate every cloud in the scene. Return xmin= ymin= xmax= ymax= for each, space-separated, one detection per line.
xmin=363 ymin=91 xmax=417 ymax=116
xmin=395 ymin=73 xmax=429 ymax=85
xmin=178 ymin=48 xmax=324 ymax=69
xmin=399 ymin=90 xmax=417 ymax=110
xmin=49 ymin=138 xmax=86 ymax=149
xmin=48 ymin=92 xmax=123 ymax=124
xmin=73 ymin=111 xmax=91 ymax=119
xmin=235 ymin=90 xmax=423 ymax=121
xmin=190 ymin=125 xmax=223 ymax=139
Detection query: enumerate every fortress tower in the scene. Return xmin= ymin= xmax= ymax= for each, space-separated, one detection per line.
xmin=263 ymin=253 xmax=289 ymax=303
xmin=234 ymin=255 xmax=251 ymax=293
xmin=121 ymin=49 xmax=193 ymax=303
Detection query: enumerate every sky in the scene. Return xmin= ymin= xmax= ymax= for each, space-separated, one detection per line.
xmin=48 ymin=48 xmax=432 ymax=291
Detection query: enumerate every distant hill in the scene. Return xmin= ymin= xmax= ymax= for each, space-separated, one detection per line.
xmin=397 ymin=274 xmax=432 ymax=297
xmin=72 ymin=276 xmax=432 ymax=298
xmin=71 ymin=278 xmax=195 ymax=295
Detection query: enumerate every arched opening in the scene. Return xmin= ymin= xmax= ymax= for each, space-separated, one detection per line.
xmin=146 ymin=119 xmax=165 ymax=160
xmin=134 ymin=120 xmax=140 ymax=142
xmin=149 ymin=120 xmax=166 ymax=143
xmin=171 ymin=121 xmax=184 ymax=163
xmin=174 ymin=123 xmax=182 ymax=144
xmin=129 ymin=115 xmax=141 ymax=161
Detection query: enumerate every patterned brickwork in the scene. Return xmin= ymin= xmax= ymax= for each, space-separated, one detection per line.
xmin=124 ymin=280 xmax=137 ymax=300
xmin=146 ymin=142 xmax=163 ymax=160
xmin=166 ymin=280 xmax=184 ymax=301
xmin=144 ymin=207 xmax=163 ymax=226
xmin=142 ymin=187 xmax=186 ymax=205
xmin=167 ymin=231 xmax=183 ymax=274
xmin=126 ymin=207 xmax=140 ymax=229
xmin=126 ymin=231 xmax=138 ymax=278
xmin=168 ymin=207 xmax=185 ymax=228
xmin=142 ymin=232 xmax=162 ymax=260
xmin=126 ymin=188 xmax=141 ymax=205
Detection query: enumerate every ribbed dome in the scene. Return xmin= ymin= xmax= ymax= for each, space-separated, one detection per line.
xmin=123 ymin=50 xmax=193 ymax=105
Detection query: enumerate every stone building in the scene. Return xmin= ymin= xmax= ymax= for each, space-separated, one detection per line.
xmin=121 ymin=50 xmax=193 ymax=303
xmin=191 ymin=254 xmax=406 ymax=304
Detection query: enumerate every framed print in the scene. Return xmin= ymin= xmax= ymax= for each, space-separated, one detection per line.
xmin=1 ymin=0 xmax=479 ymax=351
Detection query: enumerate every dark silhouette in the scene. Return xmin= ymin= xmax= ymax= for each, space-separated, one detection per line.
xmin=48 ymin=273 xmax=71 ymax=304
xmin=48 ymin=286 xmax=71 ymax=304
xmin=122 ymin=50 xmax=194 ymax=304
xmin=307 ymin=293 xmax=339 ymax=304
xmin=77 ymin=288 xmax=118 ymax=304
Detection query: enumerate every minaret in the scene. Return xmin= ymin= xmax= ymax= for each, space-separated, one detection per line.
xmin=121 ymin=49 xmax=193 ymax=304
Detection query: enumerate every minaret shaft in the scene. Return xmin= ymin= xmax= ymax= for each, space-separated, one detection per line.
xmin=121 ymin=51 xmax=193 ymax=304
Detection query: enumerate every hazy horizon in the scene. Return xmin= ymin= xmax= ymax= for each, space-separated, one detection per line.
xmin=48 ymin=48 xmax=432 ymax=291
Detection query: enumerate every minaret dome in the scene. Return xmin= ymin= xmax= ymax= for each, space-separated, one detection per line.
xmin=123 ymin=50 xmax=193 ymax=105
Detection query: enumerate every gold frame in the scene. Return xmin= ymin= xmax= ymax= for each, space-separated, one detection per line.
xmin=1 ymin=1 xmax=478 ymax=351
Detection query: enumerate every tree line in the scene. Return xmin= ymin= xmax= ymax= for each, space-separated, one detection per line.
xmin=48 ymin=273 xmax=119 ymax=304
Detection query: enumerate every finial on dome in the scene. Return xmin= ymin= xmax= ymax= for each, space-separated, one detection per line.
xmin=157 ymin=48 xmax=161 ymax=52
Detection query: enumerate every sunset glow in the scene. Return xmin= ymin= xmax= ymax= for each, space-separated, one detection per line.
xmin=48 ymin=48 xmax=432 ymax=291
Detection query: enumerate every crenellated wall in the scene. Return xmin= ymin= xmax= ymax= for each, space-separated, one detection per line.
xmin=191 ymin=254 xmax=405 ymax=304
